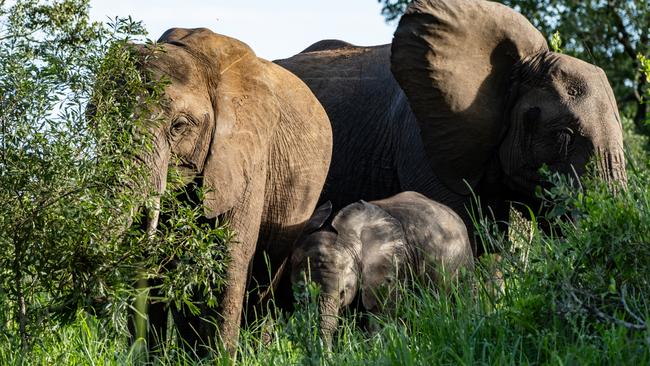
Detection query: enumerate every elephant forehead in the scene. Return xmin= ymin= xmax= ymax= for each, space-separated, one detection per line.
xmin=163 ymin=85 xmax=212 ymax=115
xmin=306 ymin=246 xmax=349 ymax=270
xmin=547 ymin=59 xmax=593 ymax=94
xmin=308 ymin=254 xmax=358 ymax=285
xmin=142 ymin=51 xmax=212 ymax=115
xmin=545 ymin=55 xmax=617 ymax=103
xmin=296 ymin=231 xmax=337 ymax=251
xmin=145 ymin=45 xmax=200 ymax=83
xmin=547 ymin=56 xmax=620 ymax=132
xmin=550 ymin=54 xmax=601 ymax=78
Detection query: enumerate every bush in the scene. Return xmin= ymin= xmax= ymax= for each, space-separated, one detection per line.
xmin=0 ymin=0 xmax=230 ymax=353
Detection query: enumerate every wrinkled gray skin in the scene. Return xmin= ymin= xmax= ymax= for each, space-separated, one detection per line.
xmin=276 ymin=0 xmax=627 ymax=255
xmin=291 ymin=191 xmax=473 ymax=346
xmin=131 ymin=28 xmax=332 ymax=353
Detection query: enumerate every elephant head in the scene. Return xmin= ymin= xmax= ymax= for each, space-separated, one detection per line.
xmin=131 ymin=27 xmax=282 ymax=235
xmin=391 ymin=0 xmax=626 ymax=200
xmin=290 ymin=200 xmax=411 ymax=346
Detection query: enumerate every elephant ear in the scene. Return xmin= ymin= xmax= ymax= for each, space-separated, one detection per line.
xmin=158 ymin=28 xmax=280 ymax=217
xmin=360 ymin=203 xmax=409 ymax=312
xmin=331 ymin=201 xmax=408 ymax=311
xmin=391 ymin=0 xmax=548 ymax=194
xmin=301 ymin=201 xmax=333 ymax=235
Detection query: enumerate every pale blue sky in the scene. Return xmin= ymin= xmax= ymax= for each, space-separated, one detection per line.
xmin=89 ymin=1 xmax=397 ymax=60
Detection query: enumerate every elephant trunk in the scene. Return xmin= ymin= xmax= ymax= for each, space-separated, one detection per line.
xmin=319 ymin=294 xmax=340 ymax=349
xmin=138 ymin=131 xmax=170 ymax=238
xmin=595 ymin=147 xmax=627 ymax=192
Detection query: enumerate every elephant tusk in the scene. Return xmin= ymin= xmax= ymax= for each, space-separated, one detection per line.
xmin=144 ymin=195 xmax=161 ymax=240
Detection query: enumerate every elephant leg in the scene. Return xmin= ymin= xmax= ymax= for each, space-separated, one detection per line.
xmin=145 ymin=298 xmax=168 ymax=352
xmin=161 ymin=178 xmax=265 ymax=356
xmin=245 ymin=226 xmax=300 ymax=322
xmin=246 ymin=150 xmax=331 ymax=322
xmin=214 ymin=179 xmax=266 ymax=354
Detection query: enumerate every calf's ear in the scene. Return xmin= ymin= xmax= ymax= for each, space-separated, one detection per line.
xmin=355 ymin=202 xmax=409 ymax=312
xmin=302 ymin=201 xmax=333 ymax=235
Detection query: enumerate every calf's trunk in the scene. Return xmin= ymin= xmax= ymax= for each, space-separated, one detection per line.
xmin=319 ymin=294 xmax=340 ymax=349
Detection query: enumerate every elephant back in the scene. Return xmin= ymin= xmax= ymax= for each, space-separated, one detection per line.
xmin=371 ymin=191 xmax=473 ymax=281
xmin=277 ymin=44 xmax=411 ymax=209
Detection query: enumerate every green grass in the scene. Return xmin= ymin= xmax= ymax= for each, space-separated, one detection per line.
xmin=2 ymin=124 xmax=649 ymax=365
xmin=1 ymin=262 xmax=647 ymax=365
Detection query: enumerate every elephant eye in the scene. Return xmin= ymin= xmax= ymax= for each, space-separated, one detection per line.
xmin=170 ymin=116 xmax=190 ymax=137
xmin=567 ymin=85 xmax=584 ymax=97
xmin=567 ymin=87 xmax=578 ymax=96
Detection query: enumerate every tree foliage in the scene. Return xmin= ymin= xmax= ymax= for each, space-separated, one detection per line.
xmin=0 ymin=0 xmax=229 ymax=349
xmin=377 ymin=0 xmax=650 ymax=131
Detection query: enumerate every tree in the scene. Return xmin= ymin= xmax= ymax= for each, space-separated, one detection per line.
xmin=377 ymin=0 xmax=650 ymax=131
xmin=0 ymin=0 xmax=228 ymax=349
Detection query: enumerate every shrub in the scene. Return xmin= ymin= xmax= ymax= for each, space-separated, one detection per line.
xmin=0 ymin=0 xmax=229 ymax=353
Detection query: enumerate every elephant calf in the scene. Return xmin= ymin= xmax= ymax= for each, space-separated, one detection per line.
xmin=290 ymin=191 xmax=473 ymax=345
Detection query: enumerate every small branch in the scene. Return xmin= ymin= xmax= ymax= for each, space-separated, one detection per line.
xmin=605 ymin=1 xmax=647 ymax=127
xmin=606 ymin=0 xmax=639 ymax=61
xmin=621 ymin=285 xmax=646 ymax=326
xmin=619 ymin=92 xmax=642 ymax=105
xmin=12 ymin=232 xmax=28 ymax=347
xmin=633 ymin=73 xmax=646 ymax=103
xmin=12 ymin=184 xmax=102 ymax=232
xmin=568 ymin=286 xmax=647 ymax=331
xmin=0 ymin=90 xmax=5 ymax=165
xmin=620 ymin=0 xmax=647 ymax=54
xmin=633 ymin=75 xmax=647 ymax=129
xmin=0 ymin=26 xmax=47 ymax=42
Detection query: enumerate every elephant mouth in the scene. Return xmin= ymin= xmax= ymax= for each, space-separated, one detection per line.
xmin=504 ymin=161 xmax=580 ymax=198
xmin=505 ymin=152 xmax=624 ymax=200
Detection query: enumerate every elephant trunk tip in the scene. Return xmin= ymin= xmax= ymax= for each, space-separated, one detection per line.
xmin=596 ymin=148 xmax=627 ymax=193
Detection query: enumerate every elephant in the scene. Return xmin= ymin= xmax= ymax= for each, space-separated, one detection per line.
xmin=290 ymin=191 xmax=474 ymax=346
xmin=275 ymin=0 xmax=627 ymax=255
xmin=128 ymin=28 xmax=332 ymax=353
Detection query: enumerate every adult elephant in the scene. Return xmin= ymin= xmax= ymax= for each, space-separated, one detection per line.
xmin=130 ymin=28 xmax=332 ymax=353
xmin=276 ymin=0 xmax=627 ymax=255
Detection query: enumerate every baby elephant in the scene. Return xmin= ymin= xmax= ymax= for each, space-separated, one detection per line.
xmin=290 ymin=191 xmax=473 ymax=345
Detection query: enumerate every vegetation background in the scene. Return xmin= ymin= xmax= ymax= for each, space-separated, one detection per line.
xmin=1 ymin=0 xmax=649 ymax=364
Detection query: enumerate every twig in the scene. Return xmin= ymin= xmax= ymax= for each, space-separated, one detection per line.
xmin=12 ymin=231 xmax=28 ymax=347
xmin=621 ymin=285 xmax=646 ymax=327
xmin=607 ymin=0 xmax=639 ymax=61
xmin=568 ymin=286 xmax=647 ymax=331
xmin=12 ymin=184 xmax=103 ymax=232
